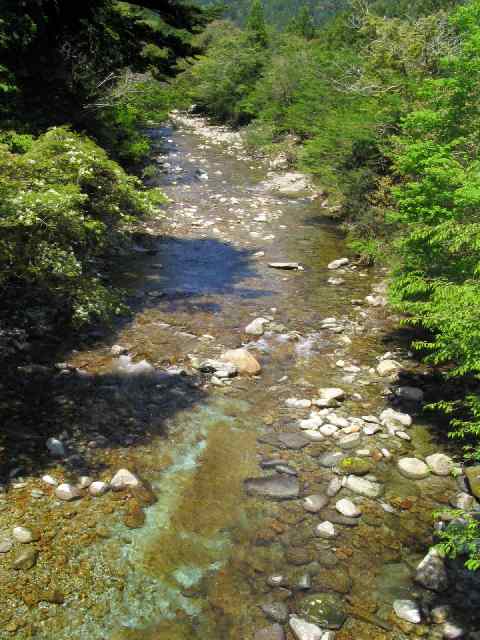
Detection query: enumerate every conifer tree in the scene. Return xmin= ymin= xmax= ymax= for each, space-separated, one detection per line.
xmin=246 ymin=0 xmax=268 ymax=47
xmin=287 ymin=4 xmax=316 ymax=39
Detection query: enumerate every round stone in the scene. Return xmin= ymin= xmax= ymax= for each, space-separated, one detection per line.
xmin=110 ymin=469 xmax=141 ymax=491
xmin=398 ymin=458 xmax=430 ymax=480
xmin=303 ymin=495 xmax=329 ymax=513
xmin=314 ymin=521 xmax=336 ymax=539
xmin=426 ymin=453 xmax=455 ymax=476
xmin=335 ymin=498 xmax=361 ymax=518
xmin=55 ymin=483 xmax=81 ymax=501
xmin=298 ymin=592 xmax=347 ymax=629
xmin=0 ymin=539 xmax=12 ymax=553
xmin=12 ymin=527 xmax=38 ymax=544
xmin=89 ymin=481 xmax=109 ymax=496
xmin=393 ymin=599 xmax=421 ymax=624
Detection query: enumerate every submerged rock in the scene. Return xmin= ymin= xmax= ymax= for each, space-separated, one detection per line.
xmin=199 ymin=359 xmax=237 ymax=378
xmin=110 ymin=469 xmax=141 ymax=491
xmin=394 ymin=386 xmax=424 ymax=403
xmin=13 ymin=527 xmax=38 ymax=544
xmin=289 ymin=616 xmax=324 ymax=640
xmin=245 ymin=317 xmax=269 ymax=336
xmin=398 ymin=458 xmax=430 ymax=480
xmin=345 ymin=475 xmax=383 ymax=498
xmin=336 ymin=498 xmax=361 ymax=518
xmin=55 ymin=483 xmax=81 ymax=501
xmin=464 ymin=466 xmax=480 ymax=499
xmin=269 ymin=262 xmax=303 ymax=270
xmin=46 ymin=437 xmax=66 ymax=458
xmin=277 ymin=432 xmax=311 ymax=450
xmin=221 ymin=348 xmax=261 ymax=375
xmin=12 ymin=548 xmax=38 ymax=570
xmin=316 ymin=388 xmax=345 ymax=406
xmin=314 ymin=521 xmax=336 ymax=539
xmin=254 ymin=624 xmax=285 ymax=640
xmin=377 ymin=360 xmax=400 ymax=377
xmin=380 ymin=408 xmax=412 ymax=429
xmin=261 ymin=602 xmax=289 ymax=624
xmin=303 ymin=494 xmax=329 ymax=513
xmin=244 ymin=475 xmax=300 ymax=500
xmin=298 ymin=592 xmax=347 ymax=629
xmin=327 ymin=258 xmax=349 ymax=270
xmin=426 ymin=453 xmax=455 ymax=476
xmin=338 ymin=457 xmax=372 ymax=476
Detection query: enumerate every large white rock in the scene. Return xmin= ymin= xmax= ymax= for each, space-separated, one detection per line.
xmin=398 ymin=458 xmax=430 ymax=480
xmin=245 ymin=317 xmax=269 ymax=336
xmin=110 ymin=469 xmax=141 ymax=491
xmin=336 ymin=498 xmax=361 ymax=518
xmin=426 ymin=453 xmax=455 ymax=476
xmin=380 ymin=408 xmax=412 ymax=428
xmin=12 ymin=527 xmax=35 ymax=544
xmin=221 ymin=348 xmax=261 ymax=375
xmin=299 ymin=416 xmax=323 ymax=431
xmin=55 ymin=483 xmax=81 ymax=501
xmin=393 ymin=600 xmax=421 ymax=624
xmin=289 ymin=616 xmax=324 ymax=640
xmin=328 ymin=258 xmax=349 ymax=270
xmin=377 ymin=360 xmax=401 ymax=377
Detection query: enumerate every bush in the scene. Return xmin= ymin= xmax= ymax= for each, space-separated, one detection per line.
xmin=0 ymin=126 xmax=165 ymax=327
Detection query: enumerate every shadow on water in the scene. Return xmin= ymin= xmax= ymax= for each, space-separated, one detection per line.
xmin=0 ymin=234 xmax=266 ymax=483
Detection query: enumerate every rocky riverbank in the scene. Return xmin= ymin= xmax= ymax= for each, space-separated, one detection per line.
xmin=0 ymin=114 xmax=479 ymax=639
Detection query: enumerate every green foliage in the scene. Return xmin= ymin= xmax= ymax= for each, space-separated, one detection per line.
xmin=287 ymin=4 xmax=316 ymax=39
xmin=436 ymin=510 xmax=480 ymax=571
xmin=0 ymin=127 xmax=165 ymax=326
xmin=246 ymin=0 xmax=269 ymax=47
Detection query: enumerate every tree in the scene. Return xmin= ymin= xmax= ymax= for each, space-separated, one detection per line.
xmin=287 ymin=4 xmax=316 ymax=39
xmin=246 ymin=0 xmax=268 ymax=47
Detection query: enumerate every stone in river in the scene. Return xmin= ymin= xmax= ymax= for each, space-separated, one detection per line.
xmin=123 ymin=501 xmax=146 ymax=529
xmin=320 ymin=424 xmax=338 ymax=437
xmin=55 ymin=483 xmax=81 ymax=501
xmin=415 ymin=548 xmax=449 ymax=592
xmin=338 ymin=457 xmax=372 ymax=476
xmin=322 ymin=510 xmax=360 ymax=527
xmin=303 ymin=430 xmax=324 ymax=442
xmin=298 ymin=592 xmax=347 ymax=629
xmin=277 ymin=432 xmax=310 ymax=450
xmin=0 ymin=539 xmax=12 ymax=553
xmin=442 ymin=622 xmax=465 ymax=639
xmin=110 ymin=469 xmax=141 ymax=491
xmin=89 ymin=481 xmax=109 ymax=496
xmin=254 ymin=624 xmax=285 ymax=640
xmin=426 ymin=453 xmax=455 ymax=476
xmin=336 ymin=498 xmax=361 ymax=518
xmin=380 ymin=408 xmax=412 ymax=429
xmin=393 ymin=599 xmax=421 ymax=624
xmin=376 ymin=360 xmax=400 ymax=377
xmin=450 ymin=492 xmax=475 ymax=510
xmin=300 ymin=416 xmax=323 ymax=430
xmin=13 ymin=527 xmax=39 ymax=544
xmin=42 ymin=474 xmax=58 ymax=486
xmin=261 ymin=602 xmax=289 ymax=624
xmin=268 ymin=262 xmax=302 ymax=270
xmin=465 ymin=466 xmax=480 ymax=499
xmin=315 ymin=521 xmax=336 ymax=539
xmin=244 ymin=475 xmax=300 ymax=500
xmin=199 ymin=359 xmax=237 ymax=378
xmin=338 ymin=433 xmax=361 ymax=449
xmin=289 ymin=616 xmax=324 ymax=640
xmin=286 ymin=398 xmax=312 ymax=409
xmin=303 ymin=495 xmax=329 ymax=513
xmin=221 ymin=348 xmax=261 ymax=375
xmin=319 ymin=452 xmax=345 ymax=468
xmin=245 ymin=317 xmax=269 ymax=336
xmin=345 ymin=475 xmax=383 ymax=498
xmin=326 ymin=477 xmax=343 ymax=497
xmin=398 ymin=458 xmax=430 ymax=480
xmin=46 ymin=437 xmax=66 ymax=457
xmin=394 ymin=386 xmax=424 ymax=403
xmin=316 ymin=388 xmax=345 ymax=406
xmin=327 ymin=258 xmax=349 ymax=270
xmin=12 ymin=548 xmax=38 ymax=570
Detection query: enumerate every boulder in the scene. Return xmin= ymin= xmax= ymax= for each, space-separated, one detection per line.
xmin=465 ymin=466 xmax=480 ymax=500
xmin=221 ymin=349 xmax=261 ymax=375
xmin=415 ymin=548 xmax=449 ymax=592
xmin=110 ymin=469 xmax=141 ymax=491
xmin=426 ymin=453 xmax=455 ymax=477
xmin=377 ymin=360 xmax=401 ymax=377
xmin=245 ymin=317 xmax=269 ymax=336
xmin=398 ymin=458 xmax=430 ymax=480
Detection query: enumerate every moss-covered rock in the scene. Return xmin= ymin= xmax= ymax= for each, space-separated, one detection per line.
xmin=338 ymin=457 xmax=373 ymax=476
xmin=298 ymin=592 xmax=347 ymax=629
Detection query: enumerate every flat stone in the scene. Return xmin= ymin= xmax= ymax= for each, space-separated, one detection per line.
xmin=244 ymin=475 xmax=300 ymax=500
xmin=322 ymin=510 xmax=360 ymax=527
xmin=303 ymin=495 xmax=329 ymax=513
xmin=277 ymin=433 xmax=310 ymax=450
xmin=298 ymin=592 xmax=347 ymax=629
xmin=364 ymin=424 xmax=382 ymax=436
xmin=398 ymin=458 xmax=430 ymax=480
xmin=269 ymin=262 xmax=302 ymax=270
xmin=55 ymin=483 xmax=81 ymax=501
xmin=326 ymin=477 xmax=343 ymax=497
xmin=286 ymin=398 xmax=312 ymax=409
xmin=300 ymin=416 xmax=323 ymax=430
xmin=345 ymin=475 xmax=383 ymax=498
xmin=110 ymin=469 xmax=141 ymax=491
xmin=393 ymin=599 xmax=421 ymax=624
xmin=426 ymin=453 xmax=455 ymax=477
xmin=319 ymin=452 xmax=345 ymax=468
xmin=221 ymin=348 xmax=261 ymax=375
xmin=415 ymin=548 xmax=449 ymax=592
xmin=303 ymin=430 xmax=324 ymax=442
xmin=245 ymin=317 xmax=269 ymax=336
xmin=315 ymin=521 xmax=336 ymax=539
xmin=289 ymin=615 xmax=324 ymax=640
xmin=254 ymin=624 xmax=285 ymax=640
xmin=328 ymin=258 xmax=349 ymax=270
xmin=465 ymin=466 xmax=480 ymax=499
xmin=12 ymin=548 xmax=38 ymax=570
xmin=320 ymin=424 xmax=338 ymax=437
xmin=328 ymin=414 xmax=349 ymax=428
xmin=261 ymin=602 xmax=289 ymax=624
xmin=336 ymin=498 xmax=361 ymax=518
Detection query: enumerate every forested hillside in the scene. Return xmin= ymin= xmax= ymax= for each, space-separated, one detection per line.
xmin=170 ymin=0 xmax=480 ymax=567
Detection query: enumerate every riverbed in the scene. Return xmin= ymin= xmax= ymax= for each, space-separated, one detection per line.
xmin=0 ymin=115 xmax=478 ymax=640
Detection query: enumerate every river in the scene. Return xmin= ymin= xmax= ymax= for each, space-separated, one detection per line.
xmin=0 ymin=115 xmax=477 ymax=640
